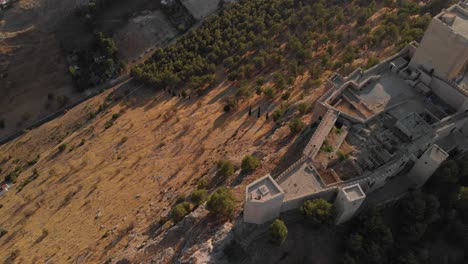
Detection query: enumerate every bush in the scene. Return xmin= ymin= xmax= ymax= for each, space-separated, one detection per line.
xmin=296 ymin=103 xmax=310 ymax=115
xmin=217 ymin=160 xmax=235 ymax=178
xmin=5 ymin=172 xmax=18 ymax=183
xmin=263 ymin=87 xmax=275 ymax=99
xmin=190 ymin=189 xmax=208 ymax=206
xmin=241 ymin=155 xmax=260 ymax=173
xmin=268 ymin=219 xmax=288 ymax=245
xmin=289 ymin=118 xmax=305 ymax=134
xmin=337 ymin=151 xmax=348 ymax=161
xmin=170 ymin=202 xmax=191 ymax=223
xmin=206 ymin=187 xmax=235 ymax=217
xmin=300 ymin=199 xmax=334 ymax=227
xmin=0 ymin=119 xmax=4 ymax=129
xmin=197 ymin=177 xmax=209 ymax=190
xmin=0 ymin=228 xmax=7 ymax=238
xmin=58 ymin=144 xmax=67 ymax=152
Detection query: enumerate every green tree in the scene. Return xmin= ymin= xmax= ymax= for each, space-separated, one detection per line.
xmin=170 ymin=202 xmax=191 ymax=223
xmin=190 ymin=189 xmax=208 ymax=207
xmin=241 ymin=155 xmax=260 ymax=173
xmin=289 ymin=118 xmax=305 ymax=134
xmin=206 ymin=187 xmax=235 ymax=217
xmin=217 ymin=160 xmax=235 ymax=178
xmin=296 ymin=103 xmax=310 ymax=115
xmin=346 ymin=233 xmax=363 ymax=253
xmin=300 ymin=199 xmax=334 ymax=227
xmin=268 ymin=219 xmax=288 ymax=245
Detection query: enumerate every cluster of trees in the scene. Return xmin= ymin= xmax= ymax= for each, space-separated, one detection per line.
xmin=70 ymin=32 xmax=123 ymax=92
xmin=342 ymin=208 xmax=394 ymax=264
xmin=133 ymin=0 xmax=443 ymax=105
xmin=69 ymin=0 xmax=124 ymax=92
xmin=341 ymin=157 xmax=468 ymax=263
xmin=169 ymin=184 xmax=236 ymax=223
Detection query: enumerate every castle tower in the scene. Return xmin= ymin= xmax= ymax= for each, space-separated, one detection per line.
xmin=334 ymin=184 xmax=366 ymax=224
xmin=244 ymin=174 xmax=285 ymax=224
xmin=408 ymin=144 xmax=449 ymax=188
xmin=409 ymin=2 xmax=468 ymax=82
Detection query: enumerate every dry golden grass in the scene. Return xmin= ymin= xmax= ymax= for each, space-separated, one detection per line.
xmin=0 ymin=76 xmax=326 ymax=262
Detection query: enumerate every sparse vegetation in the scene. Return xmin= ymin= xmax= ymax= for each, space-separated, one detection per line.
xmin=241 ymin=155 xmax=260 ymax=173
xmin=321 ymin=143 xmax=333 ymax=153
xmin=206 ymin=187 xmax=235 ymax=217
xmin=268 ymin=219 xmax=288 ymax=245
xmin=337 ymin=151 xmax=348 ymax=161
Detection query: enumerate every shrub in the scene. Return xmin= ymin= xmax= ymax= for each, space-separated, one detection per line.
xmin=197 ymin=177 xmax=209 ymax=190
xmin=263 ymin=87 xmax=275 ymax=99
xmin=170 ymin=202 xmax=191 ymax=222
xmin=335 ymin=128 xmax=343 ymax=135
xmin=190 ymin=189 xmax=208 ymax=206
xmin=58 ymin=144 xmax=67 ymax=152
xmin=0 ymin=119 xmax=4 ymax=129
xmin=206 ymin=187 xmax=235 ymax=217
xmin=217 ymin=160 xmax=235 ymax=178
xmin=296 ymin=103 xmax=310 ymax=115
xmin=0 ymin=228 xmax=7 ymax=238
xmin=300 ymin=199 xmax=334 ymax=227
xmin=281 ymin=92 xmax=291 ymax=101
xmin=321 ymin=144 xmax=333 ymax=153
xmin=289 ymin=118 xmax=305 ymax=134
xmin=268 ymin=219 xmax=288 ymax=245
xmin=4 ymin=172 xmax=17 ymax=183
xmin=337 ymin=151 xmax=348 ymax=161
xmin=366 ymin=56 xmax=379 ymax=69
xmin=175 ymin=195 xmax=186 ymax=204
xmin=241 ymin=155 xmax=260 ymax=173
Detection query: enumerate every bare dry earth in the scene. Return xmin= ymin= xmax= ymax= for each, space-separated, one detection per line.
xmin=0 ymin=0 xmax=176 ymax=140
xmin=113 ymin=11 xmax=178 ymax=63
xmin=0 ymin=75 xmax=326 ymax=263
xmin=0 ymin=0 xmax=79 ymax=138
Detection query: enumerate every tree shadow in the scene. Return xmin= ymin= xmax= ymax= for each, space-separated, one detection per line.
xmin=270 ymin=125 xmax=316 ymax=178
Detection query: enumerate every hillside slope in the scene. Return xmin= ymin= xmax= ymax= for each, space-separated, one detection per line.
xmin=0 ymin=0 xmax=450 ymax=262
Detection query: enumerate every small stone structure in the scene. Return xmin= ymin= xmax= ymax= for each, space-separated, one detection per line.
xmin=243 ymin=2 xmax=468 ymax=225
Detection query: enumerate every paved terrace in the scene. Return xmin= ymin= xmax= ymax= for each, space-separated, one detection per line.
xmin=278 ymin=160 xmax=327 ymax=201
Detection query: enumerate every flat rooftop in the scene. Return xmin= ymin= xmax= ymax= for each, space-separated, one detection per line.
xmin=247 ymin=174 xmax=282 ymax=201
xmin=330 ymin=69 xmax=454 ymax=122
xmin=438 ymin=4 xmax=468 ymax=38
xmin=278 ymin=161 xmax=326 ymax=201
xmin=343 ymin=184 xmax=365 ymax=201
xmin=395 ymin=112 xmax=432 ymax=140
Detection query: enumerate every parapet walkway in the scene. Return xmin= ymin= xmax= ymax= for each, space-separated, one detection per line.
xmin=303 ymin=109 xmax=339 ymax=158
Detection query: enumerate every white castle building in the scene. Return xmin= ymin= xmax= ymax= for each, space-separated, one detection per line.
xmin=244 ymin=1 xmax=468 ymax=225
